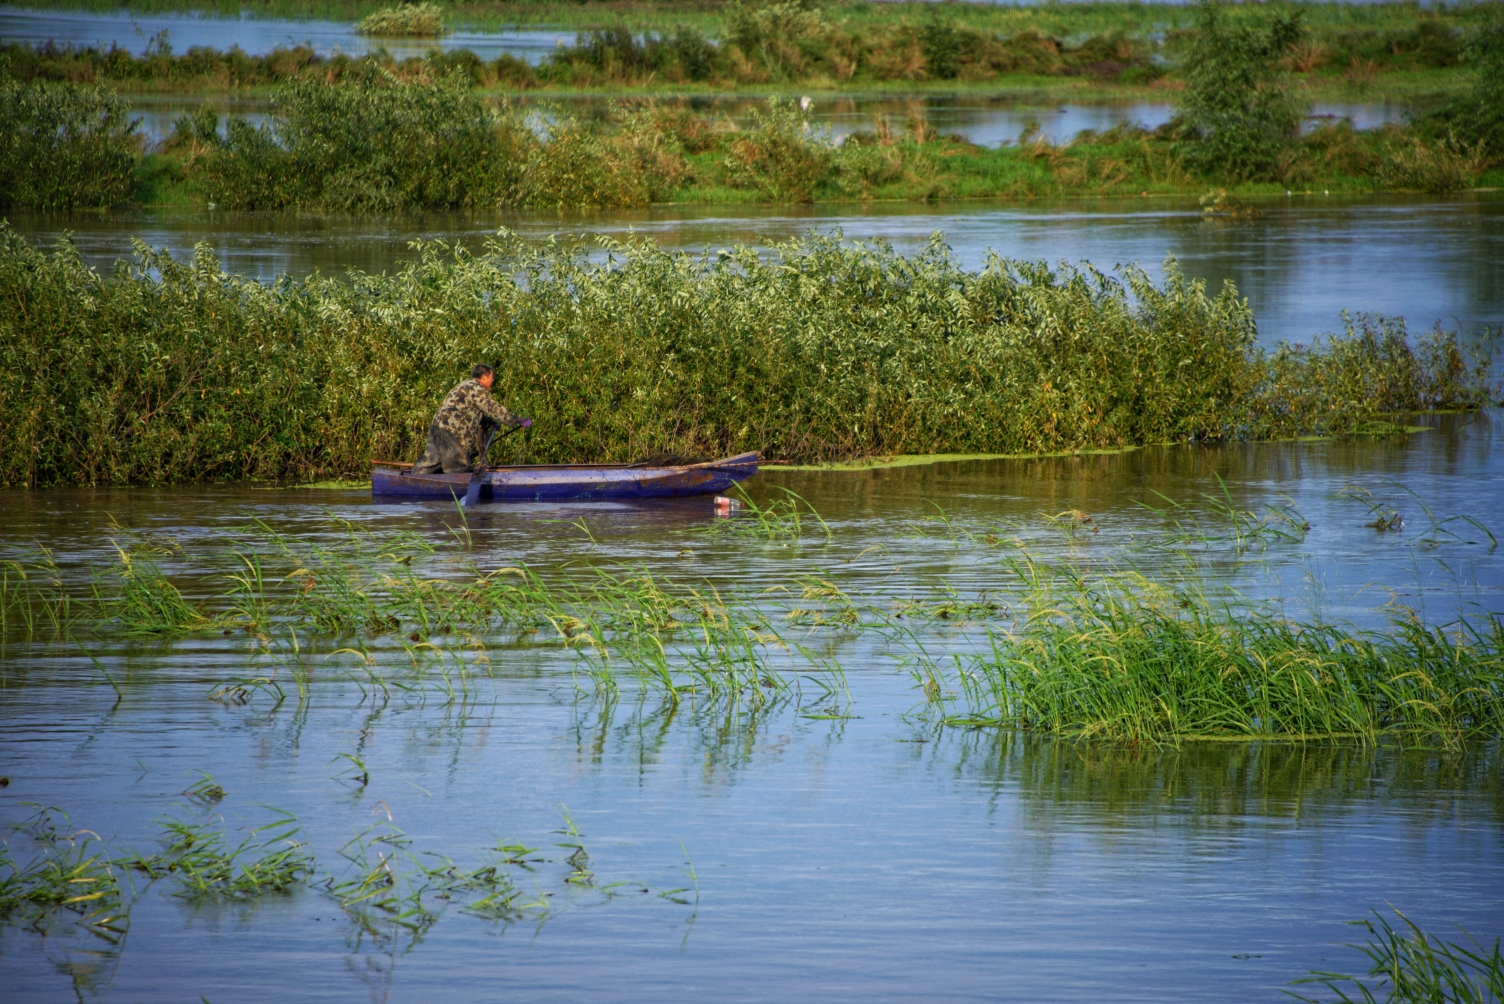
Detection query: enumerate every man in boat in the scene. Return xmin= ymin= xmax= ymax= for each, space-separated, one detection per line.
xmin=412 ymin=364 xmax=531 ymax=475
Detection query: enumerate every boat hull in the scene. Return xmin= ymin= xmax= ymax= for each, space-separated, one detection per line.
xmin=372 ymin=452 xmax=760 ymax=502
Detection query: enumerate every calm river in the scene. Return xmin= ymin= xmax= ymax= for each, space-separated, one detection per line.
xmin=3 ymin=8 xmax=1503 ymax=995
xmin=1 ymin=414 xmax=1501 ymax=1002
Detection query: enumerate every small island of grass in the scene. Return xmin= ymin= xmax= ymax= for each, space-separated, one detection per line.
xmin=356 ymin=2 xmax=447 ymax=38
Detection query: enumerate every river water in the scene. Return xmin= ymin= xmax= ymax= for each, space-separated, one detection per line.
xmin=0 ymin=6 xmax=571 ymax=63
xmin=4 ymin=9 xmax=1503 ymax=997
xmin=1 ymin=413 xmax=1502 ymax=1002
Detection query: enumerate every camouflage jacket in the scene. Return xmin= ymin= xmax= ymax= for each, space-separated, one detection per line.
xmin=429 ymin=378 xmax=522 ymax=457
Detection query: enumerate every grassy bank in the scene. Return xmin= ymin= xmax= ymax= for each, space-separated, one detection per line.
xmin=10 ymin=79 xmax=1504 ymax=216
xmin=0 ymin=223 xmax=1496 ymax=487
xmin=8 ymin=2 xmax=1502 ymax=210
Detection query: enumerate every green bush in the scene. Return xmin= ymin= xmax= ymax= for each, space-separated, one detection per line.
xmin=198 ymin=71 xmax=531 ymax=210
xmin=356 ymin=3 xmax=447 ymax=38
xmin=1174 ymin=0 xmax=1307 ymax=181
xmin=1420 ymin=11 xmax=1504 ymax=156
xmin=1 ymin=225 xmax=1494 ymax=487
xmin=0 ymin=78 xmax=138 ymax=209
xmin=722 ymin=97 xmax=833 ymax=202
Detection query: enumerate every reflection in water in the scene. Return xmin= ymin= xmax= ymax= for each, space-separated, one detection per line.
xmin=953 ymin=734 xmax=1504 ymax=826
xmin=8 ymin=193 xmax=1501 ymax=346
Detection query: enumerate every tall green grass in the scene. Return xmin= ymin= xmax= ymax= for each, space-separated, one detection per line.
xmin=939 ymin=561 xmax=1504 ymax=745
xmin=2 ymin=225 xmax=1495 ymax=487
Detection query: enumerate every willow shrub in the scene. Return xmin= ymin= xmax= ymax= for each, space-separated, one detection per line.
xmin=0 ymin=78 xmax=138 ymax=209
xmin=198 ymin=70 xmax=532 ymax=211
xmin=1173 ymin=0 xmax=1306 ymax=182
xmin=0 ymin=224 xmax=1496 ymax=487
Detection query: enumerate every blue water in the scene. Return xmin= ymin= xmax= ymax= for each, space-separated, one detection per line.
xmin=2 ymin=415 xmax=1502 ymax=1001
xmin=0 ymin=6 xmax=569 ymax=63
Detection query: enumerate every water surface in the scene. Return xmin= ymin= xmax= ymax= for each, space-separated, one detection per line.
xmin=0 ymin=6 xmax=569 ymax=62
xmin=2 ymin=414 xmax=1502 ymax=1001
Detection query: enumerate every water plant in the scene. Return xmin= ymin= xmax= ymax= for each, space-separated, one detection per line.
xmin=1291 ymin=909 xmax=1504 ymax=1003
xmin=92 ymin=544 xmax=207 ymax=634
xmin=328 ymin=811 xmax=594 ymax=943
xmin=121 ymin=809 xmax=313 ymax=899
xmin=938 ymin=561 xmax=1504 ymax=745
xmin=0 ymin=807 xmax=127 ymax=943
xmin=707 ymin=486 xmax=832 ymax=541
xmin=6 ymin=226 xmax=1495 ymax=488
xmin=1 ymin=547 xmax=76 ymax=640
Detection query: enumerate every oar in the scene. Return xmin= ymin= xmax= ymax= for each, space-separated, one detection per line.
xmin=463 ymin=425 xmax=514 ymax=508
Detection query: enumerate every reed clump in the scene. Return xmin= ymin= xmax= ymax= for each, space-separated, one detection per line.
xmin=356 ymin=3 xmax=447 ymax=38
xmin=3 ymin=226 xmax=1496 ymax=487
xmin=943 ymin=565 xmax=1504 ymax=745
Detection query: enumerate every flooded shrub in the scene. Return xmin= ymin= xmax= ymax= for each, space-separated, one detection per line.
xmin=3 ymin=225 xmax=1497 ymax=488
xmin=198 ymin=72 xmax=532 ymax=210
xmin=356 ymin=3 xmax=447 ymax=38
xmin=0 ymin=78 xmax=138 ymax=209
xmin=1251 ymin=313 xmax=1497 ymax=438
xmin=723 ymin=97 xmax=834 ymax=202
xmin=526 ymin=109 xmax=689 ymax=208
xmin=1174 ymin=0 xmax=1307 ymax=181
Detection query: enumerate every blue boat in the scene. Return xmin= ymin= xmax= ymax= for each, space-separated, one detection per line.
xmin=371 ymin=451 xmax=761 ymax=502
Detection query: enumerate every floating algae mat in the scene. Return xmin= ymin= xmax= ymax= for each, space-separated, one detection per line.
xmin=1 ymin=415 xmax=1502 ymax=1001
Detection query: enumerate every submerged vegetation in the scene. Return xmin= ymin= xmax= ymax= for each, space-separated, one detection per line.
xmin=2 ymin=225 xmax=1496 ymax=487
xmin=2 ymin=799 xmax=681 ymax=959
xmin=1 ymin=481 xmax=1499 ymax=747
xmin=940 ymin=566 xmax=1504 ymax=744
